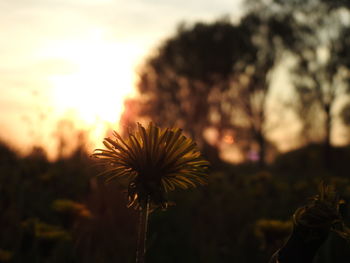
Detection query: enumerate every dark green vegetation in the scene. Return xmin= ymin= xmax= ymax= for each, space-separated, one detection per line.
xmin=1 ymin=141 xmax=350 ymax=262
xmin=0 ymin=142 xmax=138 ymax=263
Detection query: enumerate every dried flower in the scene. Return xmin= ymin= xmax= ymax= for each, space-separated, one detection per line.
xmin=93 ymin=122 xmax=209 ymax=210
xmin=293 ymin=182 xmax=350 ymax=240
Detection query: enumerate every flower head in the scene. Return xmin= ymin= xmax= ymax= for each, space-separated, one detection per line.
xmin=293 ymin=182 xmax=350 ymax=240
xmin=93 ymin=122 xmax=210 ymax=210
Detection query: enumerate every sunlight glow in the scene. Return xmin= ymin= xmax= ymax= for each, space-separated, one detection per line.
xmin=223 ymin=135 xmax=235 ymax=144
xmin=45 ymin=29 xmax=140 ymax=125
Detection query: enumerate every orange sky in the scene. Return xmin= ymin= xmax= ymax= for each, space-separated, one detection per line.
xmin=0 ymin=0 xmax=242 ymax=159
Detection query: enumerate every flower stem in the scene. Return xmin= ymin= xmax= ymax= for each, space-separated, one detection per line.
xmin=136 ymin=196 xmax=150 ymax=263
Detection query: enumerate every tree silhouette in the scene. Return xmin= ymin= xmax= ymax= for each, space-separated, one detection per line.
xmin=121 ymin=16 xmax=294 ymax=166
xmin=282 ymin=0 xmax=350 ymax=166
xmin=121 ymin=19 xmax=248 ymax=164
xmin=230 ymin=11 xmax=296 ymax=166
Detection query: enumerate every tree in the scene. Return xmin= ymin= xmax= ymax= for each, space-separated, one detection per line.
xmin=282 ymin=0 xmax=350 ymax=166
xmin=229 ymin=11 xmax=296 ymax=166
xmin=122 ymin=19 xmax=249 ymax=165
xmin=121 ymin=15 xmax=296 ymax=166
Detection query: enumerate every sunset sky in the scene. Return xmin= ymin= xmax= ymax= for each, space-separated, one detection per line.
xmin=0 ymin=0 xmax=243 ymax=159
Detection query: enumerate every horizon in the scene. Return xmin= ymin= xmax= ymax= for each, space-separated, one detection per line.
xmin=0 ymin=0 xmax=243 ymax=160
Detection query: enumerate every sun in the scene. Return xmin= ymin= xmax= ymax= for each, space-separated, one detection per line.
xmin=45 ymin=29 xmax=141 ymax=125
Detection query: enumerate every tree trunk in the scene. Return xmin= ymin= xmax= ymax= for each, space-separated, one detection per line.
xmin=201 ymin=140 xmax=223 ymax=168
xmin=324 ymin=104 xmax=332 ymax=170
xmin=256 ymin=131 xmax=266 ymax=168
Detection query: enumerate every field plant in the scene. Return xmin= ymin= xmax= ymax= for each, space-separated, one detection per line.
xmin=293 ymin=182 xmax=350 ymax=241
xmin=93 ymin=122 xmax=209 ymax=262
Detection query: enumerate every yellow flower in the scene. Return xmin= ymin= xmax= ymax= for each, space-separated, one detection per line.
xmin=93 ymin=122 xmax=210 ymax=210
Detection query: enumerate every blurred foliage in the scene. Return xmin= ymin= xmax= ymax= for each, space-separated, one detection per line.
xmin=0 ymin=249 xmax=12 ymax=262
xmin=255 ymin=219 xmax=293 ymax=254
xmin=52 ymin=199 xmax=92 ymax=219
xmin=21 ymin=218 xmax=71 ymax=241
xmin=1 ymin=139 xmax=350 ymax=262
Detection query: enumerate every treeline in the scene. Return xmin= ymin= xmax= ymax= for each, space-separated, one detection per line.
xmin=121 ymin=0 xmax=350 ymax=168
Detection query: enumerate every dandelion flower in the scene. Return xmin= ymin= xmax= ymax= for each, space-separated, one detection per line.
xmin=93 ymin=122 xmax=210 ymax=210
